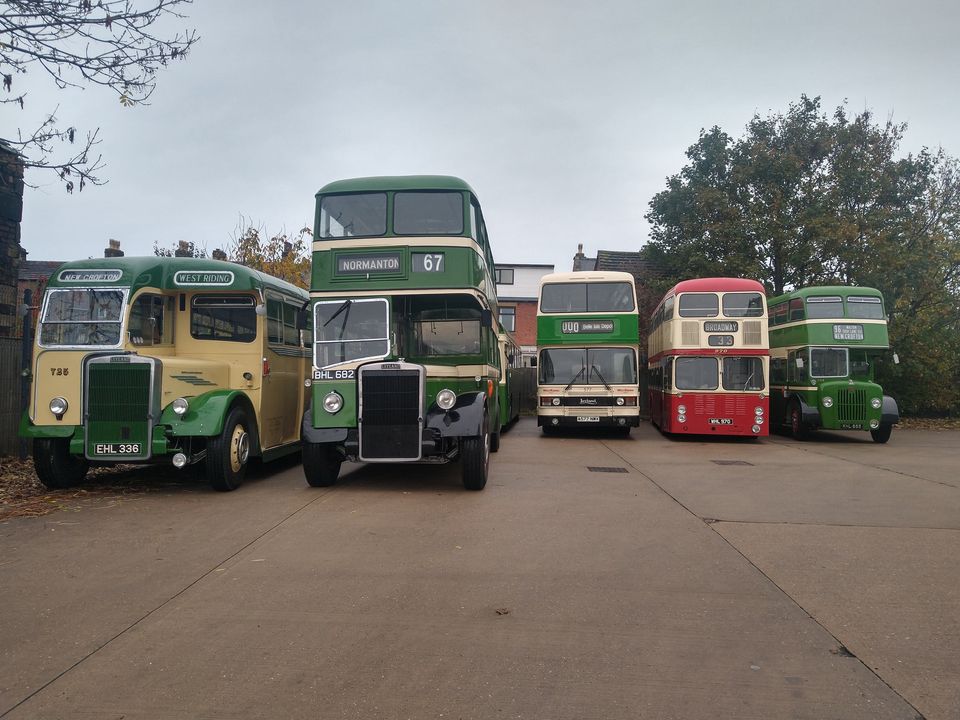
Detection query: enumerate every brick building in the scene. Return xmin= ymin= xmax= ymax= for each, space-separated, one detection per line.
xmin=494 ymin=263 xmax=554 ymax=367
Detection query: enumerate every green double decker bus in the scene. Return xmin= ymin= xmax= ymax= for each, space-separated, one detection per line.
xmin=768 ymin=286 xmax=899 ymax=443
xmin=302 ymin=176 xmax=503 ymax=491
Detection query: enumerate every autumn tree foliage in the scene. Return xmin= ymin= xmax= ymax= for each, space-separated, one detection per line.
xmin=644 ymin=95 xmax=960 ymax=414
xmin=1 ymin=0 xmax=197 ymax=191
xmin=226 ymin=224 xmax=311 ymax=290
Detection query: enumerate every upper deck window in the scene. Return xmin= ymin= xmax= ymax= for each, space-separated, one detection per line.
xmin=318 ymin=193 xmax=387 ymax=238
xmin=394 ymin=192 xmax=464 ymax=235
xmin=540 ymin=282 xmax=635 ymax=313
xmin=722 ymin=292 xmax=764 ymax=318
xmin=847 ymin=296 xmax=884 ymax=319
xmin=40 ymin=288 xmax=125 ymax=347
xmin=678 ymin=293 xmax=718 ymax=318
xmin=805 ymin=296 xmax=843 ymax=319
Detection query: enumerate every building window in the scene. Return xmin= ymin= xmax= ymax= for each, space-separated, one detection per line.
xmin=499 ymin=305 xmax=516 ymax=332
xmin=495 ymin=268 xmax=514 ymax=285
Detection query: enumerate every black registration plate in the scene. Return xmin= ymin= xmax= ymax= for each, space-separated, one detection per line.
xmin=708 ymin=418 xmax=733 ymax=425
xmin=93 ymin=443 xmax=142 ymax=455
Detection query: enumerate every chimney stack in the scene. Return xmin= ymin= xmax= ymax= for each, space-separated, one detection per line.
xmin=174 ymin=240 xmax=191 ymax=257
xmin=212 ymin=248 xmax=227 ymax=261
xmin=104 ymin=239 xmax=124 ymax=258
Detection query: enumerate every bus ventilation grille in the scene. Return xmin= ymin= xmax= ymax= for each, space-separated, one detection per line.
xmin=743 ymin=321 xmax=762 ymax=345
xmin=681 ymin=322 xmax=700 ymax=345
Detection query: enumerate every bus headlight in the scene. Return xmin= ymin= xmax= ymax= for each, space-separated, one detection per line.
xmin=870 ymin=419 xmax=880 ymax=429
xmin=323 ymin=392 xmax=344 ymax=414
xmin=871 ymin=398 xmax=882 ymax=409
xmin=677 ymin=405 xmax=687 ymax=414
xmin=172 ymin=397 xmax=189 ymax=416
xmin=616 ymin=397 xmax=625 ymax=406
xmin=752 ymin=424 xmax=761 ymax=434
xmin=436 ymin=388 xmax=456 ymax=411
xmin=552 ymin=397 xmax=561 ymax=406
xmin=677 ymin=414 xmax=687 ymax=424
xmin=822 ymin=396 xmax=833 ymax=408
xmin=49 ymin=397 xmax=68 ymax=417
xmin=754 ymin=406 xmax=764 ymax=416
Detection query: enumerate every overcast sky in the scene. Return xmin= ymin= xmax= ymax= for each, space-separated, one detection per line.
xmin=11 ymin=0 xmax=960 ymax=275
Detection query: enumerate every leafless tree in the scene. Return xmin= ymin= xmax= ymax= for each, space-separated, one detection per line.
xmin=1 ymin=0 xmax=198 ymax=191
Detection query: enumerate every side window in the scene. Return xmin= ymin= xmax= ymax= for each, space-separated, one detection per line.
xmin=663 ymin=358 xmax=673 ymax=392
xmin=129 ymin=293 xmax=173 ymax=346
xmin=267 ymin=297 xmax=284 ymax=344
xmin=771 ymin=357 xmax=787 ymax=385
xmin=190 ymin=295 xmax=257 ymax=343
xmin=789 ymin=298 xmax=805 ymax=322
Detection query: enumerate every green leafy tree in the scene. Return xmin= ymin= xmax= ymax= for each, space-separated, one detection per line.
xmin=644 ymin=95 xmax=960 ymax=414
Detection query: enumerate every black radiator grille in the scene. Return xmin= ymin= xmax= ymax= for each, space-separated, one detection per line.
xmin=359 ymin=369 xmax=421 ymax=460
xmin=88 ymin=363 xmax=151 ymax=422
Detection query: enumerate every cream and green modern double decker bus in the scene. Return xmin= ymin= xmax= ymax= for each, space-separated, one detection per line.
xmin=536 ymin=271 xmax=640 ymax=433
xmin=768 ymin=286 xmax=899 ymax=443
xmin=20 ymin=257 xmax=310 ymax=490
xmin=302 ymin=176 xmax=503 ymax=491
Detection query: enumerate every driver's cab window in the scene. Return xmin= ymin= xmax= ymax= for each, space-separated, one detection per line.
xmin=129 ymin=293 xmax=173 ymax=346
xmin=787 ymin=349 xmax=808 ymax=384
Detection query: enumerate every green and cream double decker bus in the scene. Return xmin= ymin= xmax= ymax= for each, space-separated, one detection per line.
xmin=768 ymin=286 xmax=899 ymax=443
xmin=20 ymin=257 xmax=310 ymax=490
xmin=302 ymin=176 xmax=503 ymax=491
xmin=536 ymin=271 xmax=640 ymax=433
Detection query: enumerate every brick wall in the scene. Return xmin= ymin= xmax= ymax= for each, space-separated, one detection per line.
xmin=0 ymin=144 xmax=24 ymax=338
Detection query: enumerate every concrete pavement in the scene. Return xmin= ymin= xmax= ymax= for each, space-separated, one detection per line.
xmin=1 ymin=421 xmax=955 ymax=719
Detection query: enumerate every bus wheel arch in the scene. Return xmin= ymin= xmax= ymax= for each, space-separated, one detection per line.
xmin=788 ymin=400 xmax=808 ymax=441
xmin=33 ymin=437 xmax=89 ymax=489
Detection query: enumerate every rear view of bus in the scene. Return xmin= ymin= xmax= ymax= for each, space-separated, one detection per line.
xmin=536 ymin=271 xmax=640 ymax=433
xmin=648 ymin=278 xmax=769 ymax=436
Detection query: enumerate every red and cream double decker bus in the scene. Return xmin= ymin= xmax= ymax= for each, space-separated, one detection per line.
xmin=647 ymin=278 xmax=769 ymax=436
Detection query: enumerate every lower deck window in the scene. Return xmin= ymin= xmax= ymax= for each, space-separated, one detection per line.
xmin=191 ymin=295 xmax=257 ymax=342
xmin=722 ymin=357 xmax=765 ymax=391
xmin=675 ymin=357 xmax=718 ymax=390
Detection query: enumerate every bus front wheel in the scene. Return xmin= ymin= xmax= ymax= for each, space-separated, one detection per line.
xmin=33 ymin=438 xmax=89 ymax=489
xmin=871 ymin=423 xmax=893 ymax=444
xmin=461 ymin=413 xmax=489 ymax=491
xmin=207 ymin=405 xmax=251 ymax=492
xmin=789 ymin=402 xmax=808 ymax=441
xmin=303 ymin=442 xmax=342 ymax=487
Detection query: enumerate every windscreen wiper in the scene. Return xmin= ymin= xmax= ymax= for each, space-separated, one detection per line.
xmin=590 ymin=364 xmax=612 ymax=390
xmin=743 ymin=372 xmax=754 ymax=391
xmin=322 ymin=299 xmax=352 ymax=327
xmin=565 ymin=365 xmax=585 ymax=391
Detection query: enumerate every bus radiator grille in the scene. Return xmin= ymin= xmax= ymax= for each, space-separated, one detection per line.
xmin=836 ymin=388 xmax=866 ymax=424
xmin=87 ymin=363 xmax=151 ymax=422
xmin=359 ymin=369 xmax=421 ymax=460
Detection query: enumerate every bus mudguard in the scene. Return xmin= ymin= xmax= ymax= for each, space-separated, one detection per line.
xmin=881 ymin=395 xmax=900 ymax=425
xmin=425 ymin=391 xmax=487 ymax=437
xmin=161 ymin=390 xmax=255 ymax=440
xmin=789 ymin=392 xmax=821 ymax=428
xmin=18 ymin=411 xmax=76 ymax=439
xmin=302 ymin=408 xmax=349 ymax=444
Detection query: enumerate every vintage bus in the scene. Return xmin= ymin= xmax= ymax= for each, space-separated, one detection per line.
xmin=768 ymin=286 xmax=899 ymax=443
xmin=497 ymin=329 xmax=522 ymax=432
xmin=303 ymin=175 xmax=503 ymax=491
xmin=20 ymin=257 xmax=310 ymax=491
xmin=648 ymin=278 xmax=769 ymax=436
xmin=536 ymin=271 xmax=640 ymax=433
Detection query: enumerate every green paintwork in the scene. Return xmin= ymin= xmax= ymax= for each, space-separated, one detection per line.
xmin=311 ymin=380 xmax=359 ymax=429
xmin=160 ymin=390 xmax=250 ymax=438
xmin=768 ymin=285 xmax=885 ymax=305
xmin=44 ymin=255 xmax=306 ymax=300
xmin=317 ymin=175 xmax=475 ymax=196
xmin=19 ymin=412 xmax=75 ymax=438
xmin=536 ymin=315 xmax=640 ymax=346
xmin=770 ymin=321 xmax=889 ymax=348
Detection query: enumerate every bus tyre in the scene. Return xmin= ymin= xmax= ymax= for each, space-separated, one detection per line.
xmin=207 ymin=406 xmax=251 ymax=492
xmin=789 ymin=402 xmax=808 ymax=441
xmin=33 ymin=438 xmax=89 ymax=489
xmin=490 ymin=424 xmax=501 ymax=453
xmin=303 ymin=442 xmax=342 ymax=487
xmin=871 ymin=423 xmax=893 ymax=444
xmin=461 ymin=412 xmax=490 ymax=491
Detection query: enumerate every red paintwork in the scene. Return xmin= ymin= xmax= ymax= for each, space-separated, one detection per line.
xmin=649 ymin=390 xmax=769 ymax=437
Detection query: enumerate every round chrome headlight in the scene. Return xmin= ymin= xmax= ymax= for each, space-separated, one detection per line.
xmin=822 ymin=396 xmax=833 ymax=408
xmin=323 ymin=392 xmax=344 ymax=414
xmin=755 ymin=416 xmax=764 ymax=425
xmin=304 ymin=378 xmax=313 ymax=388
xmin=677 ymin=404 xmax=687 ymax=414
xmin=552 ymin=397 xmax=561 ymax=406
xmin=49 ymin=397 xmax=68 ymax=416
xmin=172 ymin=397 xmax=189 ymax=416
xmin=616 ymin=397 xmax=625 ymax=406
xmin=436 ymin=388 xmax=456 ymax=411
xmin=754 ymin=406 xmax=764 ymax=416
xmin=677 ymin=414 xmax=687 ymax=423
xmin=871 ymin=397 xmax=882 ymax=409
xmin=752 ymin=424 xmax=761 ymax=434
xmin=870 ymin=419 xmax=880 ymax=429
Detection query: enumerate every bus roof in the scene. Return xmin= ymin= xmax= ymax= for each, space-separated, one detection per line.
xmin=44 ymin=256 xmax=308 ymax=298
xmin=768 ymin=285 xmax=883 ymax=306
xmin=666 ymin=277 xmax=765 ymax=295
xmin=539 ymin=271 xmax=636 ymax=285
xmin=316 ymin=175 xmax=476 ymax=197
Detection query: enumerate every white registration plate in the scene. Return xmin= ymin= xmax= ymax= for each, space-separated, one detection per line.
xmin=576 ymin=416 xmax=601 ymax=423
xmin=94 ymin=443 xmax=142 ymax=455
xmin=708 ymin=418 xmax=733 ymax=425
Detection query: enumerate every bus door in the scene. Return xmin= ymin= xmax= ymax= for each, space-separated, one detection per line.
xmin=262 ymin=292 xmax=305 ymax=448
